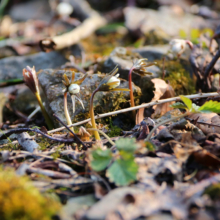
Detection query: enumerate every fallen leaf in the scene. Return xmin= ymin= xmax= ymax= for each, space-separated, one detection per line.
xmin=136 ymin=79 xmax=175 ymax=124
xmin=188 ymin=112 xmax=220 ymax=134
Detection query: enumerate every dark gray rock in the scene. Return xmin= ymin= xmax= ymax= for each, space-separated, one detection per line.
xmin=0 ymin=45 xmax=81 ymax=81
xmin=104 ymin=47 xmax=161 ymax=103
xmin=38 ymin=69 xmax=141 ymax=127
xmin=9 ymin=0 xmax=51 ymax=21
xmin=134 ymin=45 xmax=170 ymax=61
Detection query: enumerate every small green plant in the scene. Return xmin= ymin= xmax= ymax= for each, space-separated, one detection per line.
xmin=0 ymin=168 xmax=60 ymax=220
xmin=90 ymin=138 xmax=138 ymax=186
xmin=146 ymin=95 xmax=220 ymax=141
xmin=89 ymin=67 xmax=129 ymax=141
xmin=62 ymin=71 xmax=87 ymax=132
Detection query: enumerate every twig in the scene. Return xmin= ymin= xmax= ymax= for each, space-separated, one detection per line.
xmin=0 ymin=127 xmax=75 ymax=143
xmin=186 ymin=117 xmax=220 ymax=128
xmin=204 ymin=48 xmax=220 ymax=78
xmin=51 ymin=13 xmax=106 ymax=50
xmin=48 ymin=92 xmax=219 ymax=133
xmin=53 ymin=114 xmax=87 ymax=149
xmin=145 ymin=112 xmax=189 ymax=141
xmin=27 ymin=167 xmax=71 ymax=179
xmin=1 ymin=92 xmax=219 ymax=148
xmin=87 ymin=128 xmax=115 ymax=146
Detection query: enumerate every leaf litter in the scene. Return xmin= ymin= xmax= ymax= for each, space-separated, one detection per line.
xmin=1 ymin=1 xmax=220 ymax=220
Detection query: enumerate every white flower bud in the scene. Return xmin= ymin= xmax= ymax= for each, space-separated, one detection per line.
xmin=169 ymin=39 xmax=193 ymax=58
xmin=68 ymin=84 xmax=80 ymax=94
xmin=56 ymin=2 xmax=73 ymax=16
xmin=107 ymin=74 xmax=120 ymax=89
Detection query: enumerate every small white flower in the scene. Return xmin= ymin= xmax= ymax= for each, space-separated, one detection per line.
xmin=68 ymin=84 xmax=80 ymax=95
xmin=107 ymin=74 xmax=120 ymax=89
xmin=56 ymin=2 xmax=74 ymax=16
xmin=169 ymin=39 xmax=193 ymax=58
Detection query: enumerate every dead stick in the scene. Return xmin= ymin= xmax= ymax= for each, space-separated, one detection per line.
xmin=49 ymin=92 xmax=219 ymax=133
xmin=53 ymin=114 xmax=87 ymax=149
xmin=204 ymin=48 xmax=220 ymax=78
xmin=52 ymin=13 xmax=107 ymax=50
xmin=0 ymin=127 xmax=74 ymax=143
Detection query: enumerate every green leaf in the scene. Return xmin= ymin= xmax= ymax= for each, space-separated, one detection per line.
xmin=199 ymin=100 xmax=220 ymax=113
xmin=191 ymin=103 xmax=200 ymax=113
xmin=107 ymin=159 xmax=138 ymax=186
xmin=170 ymin=102 xmax=188 ymax=110
xmin=179 ymin=95 xmax=192 ymax=110
xmin=115 ymin=138 xmax=137 ymax=152
xmin=91 ymin=148 xmax=112 ymax=171
xmin=119 ymin=150 xmax=135 ymax=160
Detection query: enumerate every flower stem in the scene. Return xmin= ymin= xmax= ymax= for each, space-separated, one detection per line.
xmin=35 ymin=93 xmax=54 ymax=130
xmin=64 ymin=92 xmax=74 ymax=132
xmin=90 ymin=89 xmax=101 ymax=140
xmin=128 ymin=66 xmax=136 ymax=118
xmin=87 ymin=128 xmax=114 ymax=146
xmin=145 ymin=112 xmax=189 ymax=141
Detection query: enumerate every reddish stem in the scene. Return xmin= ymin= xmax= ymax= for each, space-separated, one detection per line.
xmin=129 ymin=67 xmax=135 ymax=107
xmin=128 ymin=66 xmax=136 ymax=118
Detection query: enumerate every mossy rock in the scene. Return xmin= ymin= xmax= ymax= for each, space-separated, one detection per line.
xmin=156 ymin=59 xmax=196 ymax=95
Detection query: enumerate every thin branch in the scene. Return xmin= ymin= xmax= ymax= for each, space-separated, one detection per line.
xmin=87 ymin=128 xmax=115 ymax=146
xmin=48 ymin=92 xmax=219 ymax=133
xmin=53 ymin=114 xmax=87 ymax=149
xmin=204 ymin=48 xmax=220 ymax=78
xmin=51 ymin=13 xmax=106 ymax=50
xmin=1 ymin=92 xmax=219 ymax=148
xmin=145 ymin=112 xmax=189 ymax=141
xmin=0 ymin=127 xmax=74 ymax=143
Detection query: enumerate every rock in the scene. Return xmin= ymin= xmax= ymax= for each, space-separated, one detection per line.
xmin=38 ymin=69 xmax=141 ymax=127
xmin=124 ymin=6 xmax=214 ymax=37
xmin=0 ymin=46 xmax=18 ymax=59
xmin=0 ymin=45 xmax=81 ymax=81
xmin=134 ymin=45 xmax=170 ymax=61
xmin=84 ymin=187 xmax=144 ymax=220
xmin=104 ymin=47 xmax=161 ymax=103
xmin=9 ymin=0 xmax=51 ymax=21
xmin=12 ymin=87 xmax=39 ymax=113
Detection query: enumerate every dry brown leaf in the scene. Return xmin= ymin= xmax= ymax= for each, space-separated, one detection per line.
xmin=190 ymin=150 xmax=220 ymax=169
xmin=135 ymin=107 xmax=145 ymax=125
xmin=135 ymin=79 xmax=175 ymax=124
xmin=151 ymin=79 xmax=175 ymax=118
xmin=188 ymin=113 xmax=220 ymax=134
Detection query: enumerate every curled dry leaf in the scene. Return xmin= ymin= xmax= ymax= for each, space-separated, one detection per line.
xmin=188 ymin=112 xmax=220 ymax=134
xmin=136 ymin=79 xmax=175 ymax=124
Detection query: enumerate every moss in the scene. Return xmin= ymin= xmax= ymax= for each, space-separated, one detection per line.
xmin=156 ymin=60 xmax=196 ymax=95
xmin=0 ymin=168 xmax=60 ymax=220
xmin=106 ymin=118 xmax=122 ymax=137
xmin=37 ymin=137 xmax=50 ymax=151
xmin=203 ymin=183 xmax=220 ymax=200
